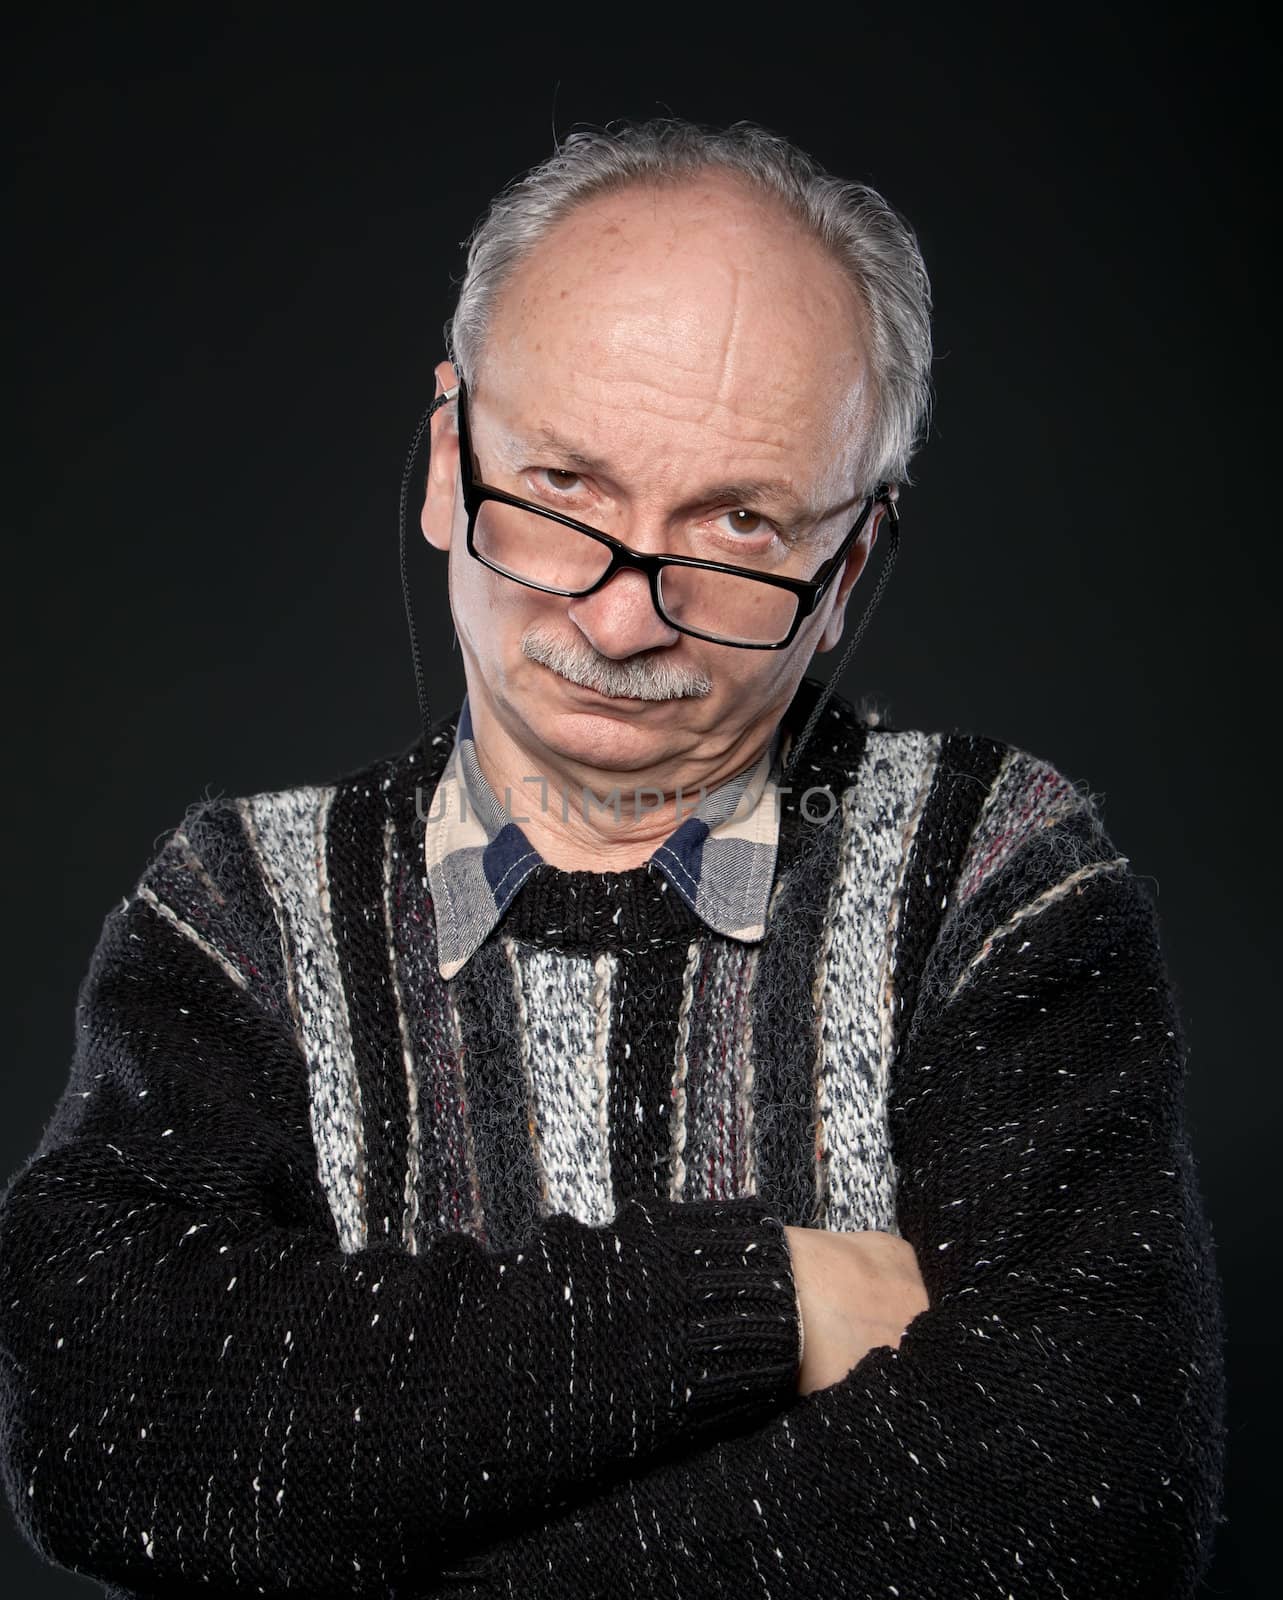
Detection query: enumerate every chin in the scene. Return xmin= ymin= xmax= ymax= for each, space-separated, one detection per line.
xmin=469 ymin=646 xmax=713 ymax=775
xmin=527 ymin=699 xmax=683 ymax=774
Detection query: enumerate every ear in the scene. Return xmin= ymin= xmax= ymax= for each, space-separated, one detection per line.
xmin=814 ymin=504 xmax=883 ymax=654
xmin=420 ymin=360 xmax=461 ymax=552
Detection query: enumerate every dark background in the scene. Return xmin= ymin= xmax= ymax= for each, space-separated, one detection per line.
xmin=4 ymin=6 xmax=1272 ymax=1594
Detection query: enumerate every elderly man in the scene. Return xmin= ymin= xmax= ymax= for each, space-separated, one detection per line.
xmin=0 ymin=121 xmax=1224 ymax=1598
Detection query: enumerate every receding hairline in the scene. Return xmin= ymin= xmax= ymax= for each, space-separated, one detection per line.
xmin=468 ymin=165 xmax=873 ymax=399
xmin=446 ymin=118 xmax=933 ymax=491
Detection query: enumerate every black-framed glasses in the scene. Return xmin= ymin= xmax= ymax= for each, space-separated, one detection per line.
xmin=452 ymin=379 xmax=898 ymax=650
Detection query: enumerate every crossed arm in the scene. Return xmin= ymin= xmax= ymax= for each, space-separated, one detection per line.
xmin=0 ymin=811 xmax=1225 ymax=1598
xmin=431 ymin=863 xmax=1228 ymax=1599
xmin=0 ymin=835 xmax=800 ymax=1596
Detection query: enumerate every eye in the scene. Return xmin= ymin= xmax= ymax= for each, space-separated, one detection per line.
xmin=539 ymin=468 xmax=582 ymax=494
xmin=716 ymin=508 xmax=771 ymax=537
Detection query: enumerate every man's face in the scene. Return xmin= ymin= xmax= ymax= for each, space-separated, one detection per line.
xmin=423 ymin=173 xmax=879 ymax=790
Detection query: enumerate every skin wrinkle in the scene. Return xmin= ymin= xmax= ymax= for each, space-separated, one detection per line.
xmin=513 ymin=368 xmax=809 ymax=432
xmin=421 ymin=173 xmax=884 ymax=871
xmin=711 ymin=262 xmax=745 ymax=416
xmin=496 ymin=411 xmax=811 ymax=496
xmin=515 ymin=400 xmax=815 ymax=485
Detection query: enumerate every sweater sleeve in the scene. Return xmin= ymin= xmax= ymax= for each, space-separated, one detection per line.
xmin=0 ymin=800 xmax=800 ymax=1598
xmin=427 ymin=777 xmax=1228 ymax=1598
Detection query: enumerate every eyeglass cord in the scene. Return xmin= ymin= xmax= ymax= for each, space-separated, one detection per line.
xmin=779 ymin=503 xmax=899 ymax=787
xmin=399 ymin=395 xmax=900 ymax=795
xmin=399 ymin=390 xmax=455 ymax=780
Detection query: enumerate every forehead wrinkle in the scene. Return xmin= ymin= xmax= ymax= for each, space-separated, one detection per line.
xmin=711 ymin=262 xmax=746 ymax=416
xmin=568 ymin=378 xmax=805 ymax=454
xmin=617 ymin=390 xmax=837 ymax=493
xmin=482 ymin=343 xmax=865 ymax=516
xmin=496 ymin=375 xmax=805 ymax=468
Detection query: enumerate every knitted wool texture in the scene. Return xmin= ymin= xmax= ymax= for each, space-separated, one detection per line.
xmin=0 ymin=683 xmax=1227 ymax=1598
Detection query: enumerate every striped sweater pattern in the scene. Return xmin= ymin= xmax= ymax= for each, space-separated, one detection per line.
xmin=0 ymin=685 xmax=1226 ymax=1597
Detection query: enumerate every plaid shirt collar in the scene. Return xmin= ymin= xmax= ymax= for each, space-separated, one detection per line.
xmin=424 ymin=697 xmax=786 ymax=979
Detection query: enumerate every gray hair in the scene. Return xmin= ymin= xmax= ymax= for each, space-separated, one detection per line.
xmin=445 ymin=118 xmax=933 ymax=491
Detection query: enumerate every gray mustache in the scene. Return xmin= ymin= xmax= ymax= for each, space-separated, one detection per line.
xmin=521 ymin=628 xmax=713 ymax=701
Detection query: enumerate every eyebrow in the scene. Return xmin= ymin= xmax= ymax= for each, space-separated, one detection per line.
xmin=502 ymin=421 xmax=821 ymax=528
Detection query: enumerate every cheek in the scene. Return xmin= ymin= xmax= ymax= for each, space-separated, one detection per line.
xmin=699 ymin=642 xmax=787 ymax=712
xmin=449 ymin=543 xmax=553 ymax=646
xmin=717 ymin=632 xmax=819 ymax=723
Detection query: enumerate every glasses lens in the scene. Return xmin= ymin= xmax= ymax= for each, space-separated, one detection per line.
xmin=471 ymin=498 xmax=802 ymax=646
xmin=473 ymin=501 xmax=613 ymax=593
xmin=658 ymin=564 xmax=799 ymax=646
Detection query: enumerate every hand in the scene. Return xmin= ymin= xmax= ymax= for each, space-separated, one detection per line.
xmin=782 ymin=1226 xmax=929 ymax=1396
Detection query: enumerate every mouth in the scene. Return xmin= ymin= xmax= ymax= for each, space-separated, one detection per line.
xmin=553 ymin=668 xmax=656 ymax=705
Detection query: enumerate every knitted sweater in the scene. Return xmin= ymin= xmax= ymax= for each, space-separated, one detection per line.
xmin=0 ymin=682 xmax=1226 ymax=1597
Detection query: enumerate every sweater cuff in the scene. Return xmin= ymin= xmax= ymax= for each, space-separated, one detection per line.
xmin=643 ymin=1199 xmax=801 ymax=1437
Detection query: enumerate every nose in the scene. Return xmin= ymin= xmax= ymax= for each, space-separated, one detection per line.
xmin=566 ymin=566 xmax=681 ymax=659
